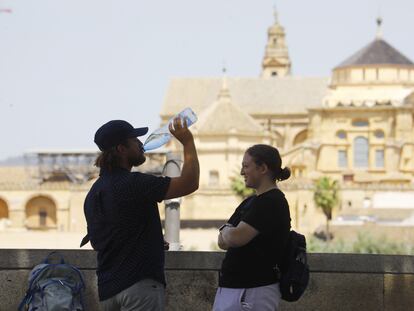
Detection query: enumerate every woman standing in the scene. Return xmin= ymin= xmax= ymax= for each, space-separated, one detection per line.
xmin=213 ymin=144 xmax=291 ymax=311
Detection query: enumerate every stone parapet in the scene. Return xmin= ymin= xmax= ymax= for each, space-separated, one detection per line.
xmin=0 ymin=250 xmax=413 ymax=310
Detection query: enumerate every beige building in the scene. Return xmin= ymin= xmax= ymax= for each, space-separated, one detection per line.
xmin=161 ymin=15 xmax=414 ymax=240
xmin=1 ymin=14 xmax=414 ymax=248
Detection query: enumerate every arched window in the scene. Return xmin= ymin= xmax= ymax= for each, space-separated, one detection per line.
xmin=25 ymin=196 xmax=57 ymax=229
xmin=0 ymin=198 xmax=9 ymax=219
xmin=209 ymin=170 xmax=219 ymax=187
xmin=354 ymin=137 xmax=369 ymax=168
xmin=374 ymin=130 xmax=385 ymax=138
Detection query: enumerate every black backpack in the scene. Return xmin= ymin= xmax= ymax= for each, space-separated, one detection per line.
xmin=279 ymin=230 xmax=310 ymax=302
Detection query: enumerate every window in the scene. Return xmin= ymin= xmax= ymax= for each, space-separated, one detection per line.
xmin=352 ymin=120 xmax=369 ymax=127
xmin=375 ymin=149 xmax=384 ymax=168
xmin=209 ymin=170 xmax=219 ymax=186
xmin=273 ymin=38 xmax=277 ymax=45
xmin=354 ymin=136 xmax=369 ymax=168
xmin=271 ymin=71 xmax=278 ymax=76
xmin=338 ymin=150 xmax=348 ymax=168
xmin=292 ymin=166 xmax=304 ymax=178
xmin=374 ymin=130 xmax=384 ymax=138
xmin=336 ymin=130 xmax=346 ymax=139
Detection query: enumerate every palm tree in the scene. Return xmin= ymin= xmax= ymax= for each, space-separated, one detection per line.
xmin=313 ymin=176 xmax=339 ymax=241
xmin=230 ymin=174 xmax=254 ymax=200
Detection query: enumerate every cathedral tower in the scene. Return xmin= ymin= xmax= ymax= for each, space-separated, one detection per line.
xmin=261 ymin=9 xmax=291 ymax=77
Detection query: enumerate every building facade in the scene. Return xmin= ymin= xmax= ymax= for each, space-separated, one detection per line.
xmin=160 ymin=15 xmax=414 ymax=239
xmin=1 ymin=13 xmax=413 ymax=246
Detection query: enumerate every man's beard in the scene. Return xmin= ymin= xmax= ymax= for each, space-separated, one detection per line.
xmin=129 ymin=153 xmax=146 ymax=167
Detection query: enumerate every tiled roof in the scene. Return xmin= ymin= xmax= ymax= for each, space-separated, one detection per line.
xmin=0 ymin=166 xmax=87 ymax=190
xmin=336 ymin=39 xmax=414 ymax=68
xmin=195 ymin=86 xmax=264 ymax=135
xmin=161 ymin=77 xmax=329 ymax=117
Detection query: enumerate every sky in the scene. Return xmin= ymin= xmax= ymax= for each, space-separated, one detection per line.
xmin=0 ymin=0 xmax=413 ymax=160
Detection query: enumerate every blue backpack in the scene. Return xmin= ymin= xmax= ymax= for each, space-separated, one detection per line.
xmin=19 ymin=252 xmax=85 ymax=311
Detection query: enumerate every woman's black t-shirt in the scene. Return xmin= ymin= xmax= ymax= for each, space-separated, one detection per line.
xmin=219 ymin=188 xmax=291 ymax=288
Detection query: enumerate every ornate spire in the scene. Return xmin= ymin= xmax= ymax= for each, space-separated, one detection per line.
xmin=376 ymin=17 xmax=383 ymax=40
xmin=218 ymin=66 xmax=231 ymax=100
xmin=273 ymin=6 xmax=279 ymax=24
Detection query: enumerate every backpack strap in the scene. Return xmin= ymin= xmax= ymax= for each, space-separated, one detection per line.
xmin=18 ymin=288 xmax=35 ymax=311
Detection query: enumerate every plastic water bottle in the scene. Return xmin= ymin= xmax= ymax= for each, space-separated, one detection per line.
xmin=143 ymin=107 xmax=197 ymax=152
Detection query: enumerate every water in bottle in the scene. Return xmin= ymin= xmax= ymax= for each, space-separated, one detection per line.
xmin=143 ymin=107 xmax=197 ymax=152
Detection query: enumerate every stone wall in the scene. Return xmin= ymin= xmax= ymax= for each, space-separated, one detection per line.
xmin=0 ymin=250 xmax=413 ymax=311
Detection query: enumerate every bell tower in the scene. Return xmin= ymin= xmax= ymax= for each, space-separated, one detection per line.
xmin=261 ymin=9 xmax=291 ymax=77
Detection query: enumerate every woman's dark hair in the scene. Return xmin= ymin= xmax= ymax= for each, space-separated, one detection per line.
xmin=246 ymin=144 xmax=291 ymax=182
xmin=95 ymin=140 xmax=128 ymax=171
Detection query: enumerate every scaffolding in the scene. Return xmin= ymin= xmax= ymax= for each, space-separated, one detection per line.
xmin=24 ymin=150 xmax=99 ymax=184
xmin=24 ymin=149 xmax=169 ymax=184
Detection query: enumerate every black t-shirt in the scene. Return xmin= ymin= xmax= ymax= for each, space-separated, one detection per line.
xmin=219 ymin=188 xmax=291 ymax=288
xmin=84 ymin=168 xmax=171 ymax=301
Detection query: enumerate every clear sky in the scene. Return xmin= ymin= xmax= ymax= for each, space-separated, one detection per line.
xmin=0 ymin=0 xmax=413 ymax=160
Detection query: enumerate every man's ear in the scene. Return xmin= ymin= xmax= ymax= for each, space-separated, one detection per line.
xmin=116 ymin=144 xmax=127 ymax=154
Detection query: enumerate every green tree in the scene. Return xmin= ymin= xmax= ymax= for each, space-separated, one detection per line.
xmin=313 ymin=176 xmax=339 ymax=241
xmin=307 ymin=233 xmax=414 ymax=255
xmin=230 ymin=174 xmax=254 ymax=199
xmin=351 ymin=233 xmax=408 ymax=255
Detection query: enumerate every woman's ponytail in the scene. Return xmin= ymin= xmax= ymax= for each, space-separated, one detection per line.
xmin=277 ymin=167 xmax=291 ymax=181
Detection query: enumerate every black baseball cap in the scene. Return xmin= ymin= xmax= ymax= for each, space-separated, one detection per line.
xmin=94 ymin=120 xmax=148 ymax=151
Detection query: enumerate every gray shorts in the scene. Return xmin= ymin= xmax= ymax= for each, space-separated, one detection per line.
xmin=212 ymin=283 xmax=281 ymax=311
xmin=100 ymin=279 xmax=165 ymax=311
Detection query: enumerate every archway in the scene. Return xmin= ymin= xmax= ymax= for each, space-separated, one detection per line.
xmin=25 ymin=196 xmax=57 ymax=229
xmin=273 ymin=131 xmax=284 ymax=148
xmin=293 ymin=130 xmax=308 ymax=146
xmin=0 ymin=198 xmax=9 ymax=219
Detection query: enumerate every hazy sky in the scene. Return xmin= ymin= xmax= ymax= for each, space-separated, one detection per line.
xmin=0 ymin=0 xmax=413 ymax=160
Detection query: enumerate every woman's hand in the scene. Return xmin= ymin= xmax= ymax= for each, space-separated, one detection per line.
xmin=217 ymin=223 xmax=233 ymax=250
xmin=218 ymin=231 xmax=229 ymax=250
xmin=220 ymin=221 xmax=259 ymax=248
